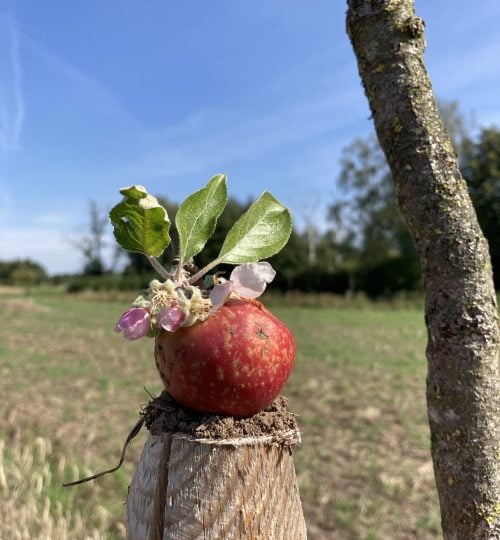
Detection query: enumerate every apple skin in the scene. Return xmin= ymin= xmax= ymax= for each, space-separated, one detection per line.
xmin=154 ymin=299 xmax=296 ymax=417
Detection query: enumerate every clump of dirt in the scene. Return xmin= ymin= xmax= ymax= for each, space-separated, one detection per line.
xmin=143 ymin=391 xmax=299 ymax=443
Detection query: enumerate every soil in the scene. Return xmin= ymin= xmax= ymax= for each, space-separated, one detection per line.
xmin=142 ymin=391 xmax=299 ymax=443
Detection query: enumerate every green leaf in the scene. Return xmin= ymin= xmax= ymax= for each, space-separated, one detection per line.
xmin=109 ymin=185 xmax=171 ymax=257
xmin=217 ymin=191 xmax=292 ymax=264
xmin=175 ymin=174 xmax=227 ymax=262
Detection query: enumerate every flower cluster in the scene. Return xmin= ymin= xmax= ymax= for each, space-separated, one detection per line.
xmin=114 ymin=262 xmax=275 ymax=340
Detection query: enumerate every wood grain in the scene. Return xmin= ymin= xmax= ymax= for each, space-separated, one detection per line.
xmin=127 ymin=431 xmax=306 ymax=539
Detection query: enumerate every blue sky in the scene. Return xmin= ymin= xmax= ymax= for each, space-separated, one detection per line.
xmin=1 ymin=1 xmax=500 ymax=275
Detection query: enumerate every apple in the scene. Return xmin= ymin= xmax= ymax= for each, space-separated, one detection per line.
xmin=154 ymin=299 xmax=295 ymax=417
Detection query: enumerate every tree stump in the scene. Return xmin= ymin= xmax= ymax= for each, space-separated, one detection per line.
xmin=126 ymin=393 xmax=307 ymax=540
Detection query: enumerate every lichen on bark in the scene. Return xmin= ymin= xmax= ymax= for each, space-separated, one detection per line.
xmin=346 ymin=1 xmax=500 ymax=538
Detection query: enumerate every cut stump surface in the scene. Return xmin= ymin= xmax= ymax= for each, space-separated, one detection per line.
xmin=127 ymin=392 xmax=306 ymax=539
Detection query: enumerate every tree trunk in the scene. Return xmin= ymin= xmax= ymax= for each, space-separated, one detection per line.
xmin=126 ymin=430 xmax=306 ymax=539
xmin=346 ymin=1 xmax=500 ymax=538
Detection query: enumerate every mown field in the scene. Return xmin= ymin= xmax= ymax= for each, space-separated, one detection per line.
xmin=0 ymin=287 xmax=441 ymax=539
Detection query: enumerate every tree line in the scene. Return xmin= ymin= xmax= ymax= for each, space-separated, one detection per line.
xmin=116 ymin=102 xmax=498 ymax=296
xmin=0 ymin=259 xmax=47 ymax=287
xmin=3 ymin=102 xmax=497 ymax=296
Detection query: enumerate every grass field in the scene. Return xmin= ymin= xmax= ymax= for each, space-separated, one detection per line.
xmin=0 ymin=288 xmax=441 ymax=539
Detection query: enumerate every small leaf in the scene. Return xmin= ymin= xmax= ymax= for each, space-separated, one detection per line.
xmin=109 ymin=185 xmax=170 ymax=257
xmin=217 ymin=191 xmax=292 ymax=264
xmin=175 ymin=174 xmax=227 ymax=262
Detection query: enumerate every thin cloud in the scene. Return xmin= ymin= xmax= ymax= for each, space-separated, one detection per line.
xmin=428 ymin=37 xmax=500 ymax=96
xmin=109 ymin=82 xmax=366 ymax=187
xmin=0 ymin=12 xmax=24 ymax=152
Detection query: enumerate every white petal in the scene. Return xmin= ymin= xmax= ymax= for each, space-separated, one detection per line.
xmin=209 ymin=281 xmax=234 ymax=310
xmin=230 ymin=262 xmax=276 ymax=299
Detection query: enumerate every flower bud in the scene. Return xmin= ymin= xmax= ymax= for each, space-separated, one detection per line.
xmin=114 ymin=307 xmax=151 ymax=340
xmin=157 ymin=306 xmax=186 ymax=332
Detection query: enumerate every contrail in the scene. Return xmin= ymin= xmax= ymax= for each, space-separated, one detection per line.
xmin=0 ymin=12 xmax=24 ymax=152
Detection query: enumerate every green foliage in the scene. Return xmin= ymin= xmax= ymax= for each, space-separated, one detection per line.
xmin=175 ymin=174 xmax=227 ymax=263
xmin=329 ymin=133 xmax=420 ymax=294
xmin=111 ymin=178 xmax=292 ymax=283
xmin=83 ymin=258 xmax=106 ymax=277
xmin=461 ymin=126 xmax=500 ymax=287
xmin=123 ymin=197 xmax=179 ymax=276
xmin=109 ymin=186 xmax=171 ymax=257
xmin=0 ymin=259 xmax=47 ymax=286
xmin=331 ymin=134 xmax=415 ymax=262
xmin=216 ymin=191 xmax=292 ymax=264
xmin=268 ymin=230 xmax=309 ymax=288
xmin=194 ymin=198 xmax=250 ymax=270
xmin=358 ymin=255 xmax=421 ymax=297
xmin=327 ymin=100 xmax=471 ymax=296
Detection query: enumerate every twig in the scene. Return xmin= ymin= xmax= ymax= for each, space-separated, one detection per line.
xmin=62 ymin=416 xmax=145 ymax=487
xmin=146 ymin=255 xmax=170 ymax=279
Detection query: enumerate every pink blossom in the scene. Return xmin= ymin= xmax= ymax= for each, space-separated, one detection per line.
xmin=114 ymin=307 xmax=151 ymax=340
xmin=157 ymin=305 xmax=186 ymax=332
xmin=210 ymin=262 xmax=276 ymax=310
xmin=230 ymin=262 xmax=276 ymax=297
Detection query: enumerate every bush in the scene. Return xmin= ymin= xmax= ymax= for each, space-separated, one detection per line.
xmin=0 ymin=259 xmax=47 ymax=286
xmin=358 ymin=255 xmax=422 ymax=297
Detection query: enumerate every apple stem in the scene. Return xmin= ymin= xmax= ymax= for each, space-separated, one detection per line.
xmin=146 ymin=255 xmax=171 ymax=280
xmin=173 ymin=259 xmax=185 ymax=282
xmin=187 ymin=258 xmax=222 ymax=285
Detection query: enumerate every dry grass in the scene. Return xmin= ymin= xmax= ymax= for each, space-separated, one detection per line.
xmin=0 ymin=432 xmax=124 ymax=539
xmin=279 ymin=307 xmax=441 ymax=539
xmin=0 ymin=288 xmax=441 ymax=539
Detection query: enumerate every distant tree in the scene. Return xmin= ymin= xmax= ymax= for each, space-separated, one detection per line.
xmin=329 ymin=133 xmax=419 ymax=294
xmin=196 ymin=197 xmax=354 ymax=293
xmin=461 ymin=126 xmax=500 ymax=287
xmin=330 ymin=134 xmax=407 ymax=260
xmin=439 ymin=99 xmax=472 ymax=155
xmin=70 ymin=200 xmax=108 ymax=275
xmin=120 ymin=191 xmax=361 ymax=293
xmin=329 ymin=100 xmax=470 ymax=295
xmin=121 ymin=194 xmax=320 ymax=293
xmin=0 ymin=259 xmax=47 ymax=288
xmin=268 ymin=229 xmax=308 ymax=290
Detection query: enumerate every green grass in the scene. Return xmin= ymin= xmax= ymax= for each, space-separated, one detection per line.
xmin=0 ymin=288 xmax=440 ymax=539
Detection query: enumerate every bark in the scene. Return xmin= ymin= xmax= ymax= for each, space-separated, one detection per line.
xmin=346 ymin=1 xmax=500 ymax=538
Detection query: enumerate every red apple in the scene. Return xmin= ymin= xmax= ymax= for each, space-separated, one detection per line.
xmin=154 ymin=299 xmax=296 ymax=417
